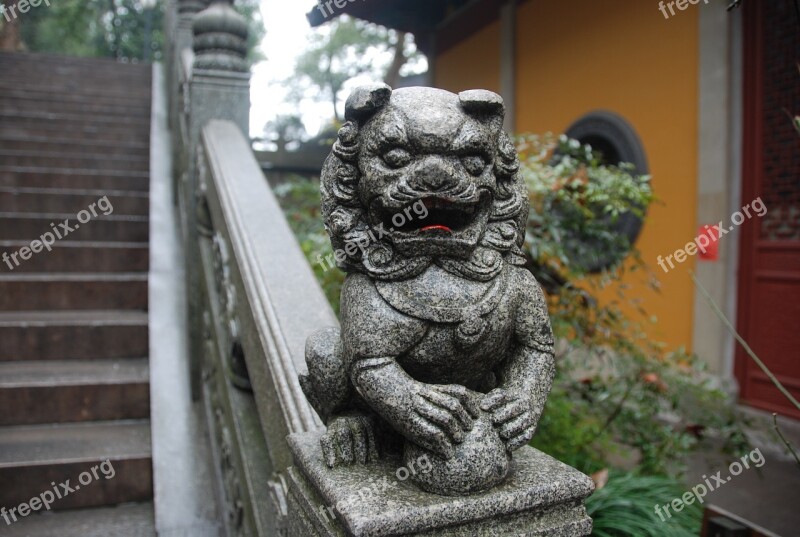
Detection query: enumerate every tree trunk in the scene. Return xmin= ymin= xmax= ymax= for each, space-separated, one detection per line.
xmin=325 ymin=58 xmax=340 ymax=123
xmin=332 ymin=90 xmax=340 ymax=123
xmin=107 ymin=0 xmax=120 ymax=58
xmin=0 ymin=0 xmax=24 ymax=52
xmin=384 ymin=32 xmax=408 ymax=88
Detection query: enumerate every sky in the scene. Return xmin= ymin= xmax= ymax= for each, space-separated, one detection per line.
xmin=249 ymin=0 xmax=428 ymax=141
xmin=250 ymin=0 xmax=329 ymax=139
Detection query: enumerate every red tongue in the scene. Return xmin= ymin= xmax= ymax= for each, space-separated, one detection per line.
xmin=421 ymin=225 xmax=452 ymax=233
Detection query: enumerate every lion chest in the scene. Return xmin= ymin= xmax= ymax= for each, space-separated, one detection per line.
xmin=375 ymin=265 xmax=518 ymax=388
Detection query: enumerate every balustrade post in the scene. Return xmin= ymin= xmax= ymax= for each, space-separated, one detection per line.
xmin=184 ymin=0 xmax=251 ymax=399
xmin=168 ymin=0 xmax=207 ymax=138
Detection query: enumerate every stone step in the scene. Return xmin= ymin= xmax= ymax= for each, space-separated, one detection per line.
xmin=0 ymin=69 xmax=150 ymax=86
xmin=0 ymin=51 xmax=152 ymax=73
xmin=0 ymin=61 xmax=149 ymax=76
xmin=0 ymin=80 xmax=151 ymax=100
xmin=0 ymin=214 xmax=149 ymax=242
xmin=0 ymin=310 xmax=149 ymax=361
xmin=0 ymin=273 xmax=148 ymax=311
xmin=0 ymin=67 xmax=150 ymax=83
xmin=0 ymin=240 xmax=149 ymax=273
xmin=0 ymin=186 xmax=149 ymax=215
xmin=0 ymin=52 xmax=150 ymax=68
xmin=0 ymin=55 xmax=150 ymax=92
xmin=0 ymin=167 xmax=150 ymax=191
xmin=1 ymin=502 xmax=156 ymax=537
xmin=0 ymin=87 xmax=151 ymax=110
xmin=0 ymin=76 xmax=150 ymax=91
xmin=0 ymin=110 xmax=151 ymax=129
xmin=0 ymin=358 xmax=149 ymax=426
xmin=0 ymin=151 xmax=150 ymax=172
xmin=0 ymin=97 xmax=150 ymax=118
xmin=0 ymin=420 xmax=153 ymax=510
xmin=0 ymin=84 xmax=150 ymax=99
xmin=0 ymin=116 xmax=151 ymax=139
xmin=0 ymin=136 xmax=149 ymax=158
xmin=0 ymin=123 xmax=149 ymax=144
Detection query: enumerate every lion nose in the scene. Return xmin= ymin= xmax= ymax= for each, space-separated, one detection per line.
xmin=421 ymin=174 xmax=452 ymax=191
xmin=413 ymin=157 xmax=458 ymax=192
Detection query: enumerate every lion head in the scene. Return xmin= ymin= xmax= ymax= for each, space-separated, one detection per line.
xmin=320 ymin=84 xmax=528 ymax=282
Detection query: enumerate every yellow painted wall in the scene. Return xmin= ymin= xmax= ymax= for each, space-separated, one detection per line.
xmin=435 ymin=19 xmax=501 ymax=94
xmin=435 ymin=0 xmax=701 ymax=350
xmin=516 ymin=0 xmax=699 ymax=349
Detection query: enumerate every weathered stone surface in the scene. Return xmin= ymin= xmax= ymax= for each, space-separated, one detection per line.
xmin=300 ymin=85 xmax=560 ymax=497
xmin=288 ymin=431 xmax=594 ymax=536
xmin=192 ymin=0 xmax=249 ymax=72
xmin=179 ymin=0 xmax=209 ymax=15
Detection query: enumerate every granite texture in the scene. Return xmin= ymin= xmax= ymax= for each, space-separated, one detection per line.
xmin=184 ymin=1 xmax=250 ymax=400
xmin=299 ymin=85 xmax=561 ymax=497
xmin=288 ymin=432 xmax=594 ymax=536
xmin=192 ymin=1 xmax=249 ymax=72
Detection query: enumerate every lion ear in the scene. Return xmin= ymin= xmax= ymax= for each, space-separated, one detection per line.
xmin=459 ymin=90 xmax=505 ymax=118
xmin=345 ymin=84 xmax=393 ymax=122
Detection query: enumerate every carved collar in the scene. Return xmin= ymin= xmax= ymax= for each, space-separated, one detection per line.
xmin=375 ymin=264 xmax=508 ymax=325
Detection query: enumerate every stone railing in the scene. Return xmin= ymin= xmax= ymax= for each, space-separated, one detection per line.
xmin=165 ymin=1 xmax=332 ymax=535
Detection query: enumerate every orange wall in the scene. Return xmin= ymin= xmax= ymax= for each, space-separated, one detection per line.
xmin=516 ymin=0 xmax=699 ymax=349
xmin=435 ymin=0 xmax=701 ymax=350
xmin=435 ymin=19 xmax=501 ymax=94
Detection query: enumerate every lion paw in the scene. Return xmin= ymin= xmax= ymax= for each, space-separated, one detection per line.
xmin=320 ymin=414 xmax=380 ymax=468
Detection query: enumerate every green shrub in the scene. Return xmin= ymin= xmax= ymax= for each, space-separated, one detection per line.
xmin=520 ymin=135 xmax=748 ymax=478
xmin=587 ymin=472 xmax=702 ymax=537
xmin=274 ymin=178 xmax=343 ymax=314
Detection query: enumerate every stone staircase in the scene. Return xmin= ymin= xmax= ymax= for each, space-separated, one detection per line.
xmin=0 ymin=52 xmax=155 ymax=535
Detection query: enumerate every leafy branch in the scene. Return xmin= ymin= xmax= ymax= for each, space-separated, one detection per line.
xmin=691 ymin=271 xmax=800 ymax=467
xmin=774 ymin=414 xmax=800 ymax=466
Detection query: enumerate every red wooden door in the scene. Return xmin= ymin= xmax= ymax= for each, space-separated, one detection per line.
xmin=736 ymin=0 xmax=800 ymax=419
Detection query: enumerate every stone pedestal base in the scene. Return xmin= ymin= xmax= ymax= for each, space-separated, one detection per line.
xmin=287 ymin=432 xmax=595 ymax=537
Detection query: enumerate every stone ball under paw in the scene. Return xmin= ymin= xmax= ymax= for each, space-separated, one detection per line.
xmin=404 ymin=412 xmax=510 ymax=496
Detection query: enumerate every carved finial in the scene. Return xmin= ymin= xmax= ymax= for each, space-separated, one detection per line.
xmin=192 ymin=0 xmax=249 ymax=72
xmin=178 ymin=0 xmax=209 ymax=16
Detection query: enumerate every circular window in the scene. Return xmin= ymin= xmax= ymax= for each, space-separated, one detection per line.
xmin=562 ymin=111 xmax=649 ymax=273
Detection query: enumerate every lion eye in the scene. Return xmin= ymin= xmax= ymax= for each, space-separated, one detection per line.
xmin=461 ymin=155 xmax=488 ymax=176
xmin=382 ymin=148 xmax=412 ymax=169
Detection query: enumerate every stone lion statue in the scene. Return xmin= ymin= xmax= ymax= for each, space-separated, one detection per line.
xmin=299 ymin=84 xmax=555 ymax=496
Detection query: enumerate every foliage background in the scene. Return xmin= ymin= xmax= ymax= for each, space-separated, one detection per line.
xmin=287 ymin=15 xmax=424 ymax=123
xmin=6 ymin=0 xmax=264 ymax=62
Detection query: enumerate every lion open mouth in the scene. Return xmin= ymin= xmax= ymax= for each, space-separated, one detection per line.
xmin=390 ymin=197 xmax=477 ymax=234
xmin=372 ymin=192 xmax=492 ymax=257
